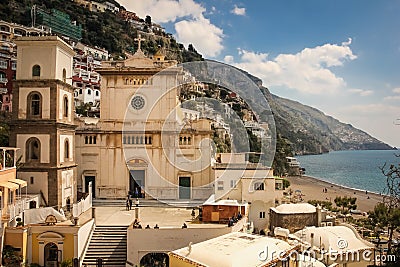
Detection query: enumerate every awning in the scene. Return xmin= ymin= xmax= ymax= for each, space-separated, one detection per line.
xmin=0 ymin=181 xmax=19 ymax=190
xmin=9 ymin=179 xmax=27 ymax=188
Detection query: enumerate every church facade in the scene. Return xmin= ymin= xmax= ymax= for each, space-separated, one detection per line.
xmin=74 ymin=42 xmax=215 ymax=201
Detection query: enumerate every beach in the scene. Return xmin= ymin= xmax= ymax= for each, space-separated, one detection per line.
xmin=286 ymin=175 xmax=384 ymax=212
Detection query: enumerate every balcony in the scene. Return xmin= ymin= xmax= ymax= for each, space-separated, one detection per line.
xmin=2 ymin=198 xmax=26 ymax=222
xmin=0 ymin=77 xmax=8 ymax=84
xmin=0 ymin=88 xmax=7 ymax=94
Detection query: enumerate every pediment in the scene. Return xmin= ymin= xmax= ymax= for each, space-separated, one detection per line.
xmin=37 ymin=231 xmax=64 ymax=241
xmin=124 ymin=50 xmax=154 ymax=68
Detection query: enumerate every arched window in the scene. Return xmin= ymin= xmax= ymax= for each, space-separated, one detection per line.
xmin=62 ymin=68 xmax=67 ymax=83
xmin=32 ymin=65 xmax=41 ymax=77
xmin=63 ymin=95 xmax=68 ymax=118
xmin=64 ymin=139 xmax=69 ymax=160
xmin=26 ymin=137 xmax=40 ymax=162
xmin=27 ymin=92 xmax=42 ymax=117
xmin=254 ymin=182 xmax=265 ymax=191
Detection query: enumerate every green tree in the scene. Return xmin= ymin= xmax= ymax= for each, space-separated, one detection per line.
xmin=282 ymin=179 xmax=290 ymax=189
xmin=0 ymin=111 xmax=11 ymax=147
xmin=145 ymin=15 xmax=152 ymax=25
xmin=272 ymin=134 xmax=293 ymax=176
xmin=334 ymin=196 xmax=357 ymax=213
xmin=373 ymin=154 xmax=400 ymax=255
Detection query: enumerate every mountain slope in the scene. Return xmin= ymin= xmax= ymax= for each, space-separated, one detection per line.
xmin=269 ymin=90 xmax=393 ymax=154
xmin=242 ymin=72 xmax=393 ymax=154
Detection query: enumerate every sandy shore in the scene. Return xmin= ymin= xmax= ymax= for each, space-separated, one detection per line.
xmin=285 ymin=175 xmax=384 ymax=212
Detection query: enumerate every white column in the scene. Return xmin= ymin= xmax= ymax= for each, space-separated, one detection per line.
xmin=38 ymin=241 xmax=44 ymax=266
xmin=74 ymin=233 xmax=78 ymax=259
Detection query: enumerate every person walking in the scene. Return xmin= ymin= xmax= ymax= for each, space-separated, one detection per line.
xmin=129 ymin=198 xmax=133 ymax=210
xmin=125 ymin=197 xmax=130 ymax=211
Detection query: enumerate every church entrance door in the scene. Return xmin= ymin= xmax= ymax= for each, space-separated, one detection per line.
xmin=130 ymin=170 xmax=145 ymax=198
xmin=85 ymin=176 xmax=96 ymax=198
xmin=179 ymin=177 xmax=191 ymax=199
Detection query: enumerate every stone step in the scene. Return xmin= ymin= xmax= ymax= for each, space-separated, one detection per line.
xmin=92 ymin=233 xmax=127 ymax=236
xmin=86 ymin=248 xmax=126 ymax=252
xmin=83 ymin=257 xmax=126 ymax=264
xmin=92 ymin=235 xmax=126 ymax=240
xmin=88 ymin=239 xmax=126 ymax=243
xmin=84 ymin=254 xmax=126 ymax=258
xmin=82 ymin=225 xmax=128 ymax=266
xmin=82 ymin=261 xmax=126 ymax=266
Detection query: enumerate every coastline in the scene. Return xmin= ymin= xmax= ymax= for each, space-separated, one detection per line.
xmin=285 ymin=175 xmax=384 ymax=212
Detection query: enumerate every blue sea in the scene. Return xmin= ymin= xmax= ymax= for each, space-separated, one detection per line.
xmin=297 ymin=150 xmax=399 ymax=194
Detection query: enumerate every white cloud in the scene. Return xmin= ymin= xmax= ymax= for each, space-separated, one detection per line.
xmin=393 ymin=87 xmax=400 ymax=94
xmin=226 ymin=40 xmax=357 ymax=94
xmin=383 ymin=87 xmax=400 ymax=101
xmin=175 ymin=17 xmax=224 ymax=57
xmin=117 ymin=0 xmax=204 ymax=23
xmin=349 ymin=88 xmax=374 ymax=96
xmin=224 ymin=55 xmax=234 ymax=64
xmin=117 ymin=0 xmax=224 ymax=57
xmin=384 ymin=95 xmax=400 ymax=101
xmin=231 ymin=5 xmax=246 ymax=16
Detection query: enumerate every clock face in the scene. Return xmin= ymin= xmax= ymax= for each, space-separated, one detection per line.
xmin=131 ymin=95 xmax=145 ymax=110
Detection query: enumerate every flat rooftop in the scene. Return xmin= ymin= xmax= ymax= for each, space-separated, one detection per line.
xmin=170 ymin=232 xmax=298 ymax=267
xmin=92 ymin=206 xmax=227 ymax=229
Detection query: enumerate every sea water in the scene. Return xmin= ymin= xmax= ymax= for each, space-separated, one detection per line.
xmin=297 ymin=150 xmax=399 ymax=194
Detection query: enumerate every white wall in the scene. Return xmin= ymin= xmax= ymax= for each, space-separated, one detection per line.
xmin=127 ymin=227 xmax=232 ymax=266
xmin=61 ymin=170 xmax=74 ymax=207
xmin=77 ymin=219 xmax=95 ymax=261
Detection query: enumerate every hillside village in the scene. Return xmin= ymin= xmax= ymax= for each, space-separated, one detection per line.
xmin=0 ymin=1 xmax=397 ymax=267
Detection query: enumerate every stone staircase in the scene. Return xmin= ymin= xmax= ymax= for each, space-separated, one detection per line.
xmin=82 ymin=225 xmax=127 ymax=266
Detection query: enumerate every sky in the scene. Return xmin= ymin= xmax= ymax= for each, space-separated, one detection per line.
xmin=116 ymin=0 xmax=400 ymax=148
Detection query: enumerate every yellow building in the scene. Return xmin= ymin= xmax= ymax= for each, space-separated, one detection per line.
xmin=213 ymin=153 xmax=282 ymax=232
xmin=3 ymin=217 xmax=95 ymax=266
xmin=0 ymin=147 xmax=29 ymax=265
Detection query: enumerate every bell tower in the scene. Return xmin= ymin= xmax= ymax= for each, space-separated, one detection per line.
xmin=10 ymin=36 xmax=77 ymax=208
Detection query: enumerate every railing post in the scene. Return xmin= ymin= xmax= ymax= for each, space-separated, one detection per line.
xmin=2 ymin=149 xmax=5 ymax=170
xmin=73 ymin=258 xmax=79 ymax=267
